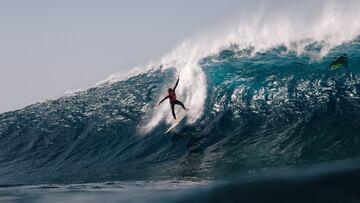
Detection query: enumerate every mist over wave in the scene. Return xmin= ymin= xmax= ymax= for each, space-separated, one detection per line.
xmin=135 ymin=0 xmax=360 ymax=131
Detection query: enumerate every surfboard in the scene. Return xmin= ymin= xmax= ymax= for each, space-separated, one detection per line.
xmin=164 ymin=111 xmax=187 ymax=134
xmin=330 ymin=63 xmax=343 ymax=70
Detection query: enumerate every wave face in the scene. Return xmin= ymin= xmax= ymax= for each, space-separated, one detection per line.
xmin=1 ymin=36 xmax=360 ymax=185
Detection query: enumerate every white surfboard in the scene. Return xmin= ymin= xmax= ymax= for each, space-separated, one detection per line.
xmin=164 ymin=111 xmax=187 ymax=134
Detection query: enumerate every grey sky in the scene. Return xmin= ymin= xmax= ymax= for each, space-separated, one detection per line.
xmin=0 ymin=0 xmax=332 ymax=113
xmin=0 ymin=0 xmax=255 ymax=113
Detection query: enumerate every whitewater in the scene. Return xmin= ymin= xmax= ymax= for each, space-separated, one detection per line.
xmin=1 ymin=1 xmax=360 ymax=202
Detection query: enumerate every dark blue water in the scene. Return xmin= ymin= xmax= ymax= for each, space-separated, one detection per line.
xmin=1 ymin=38 xmax=360 ymax=202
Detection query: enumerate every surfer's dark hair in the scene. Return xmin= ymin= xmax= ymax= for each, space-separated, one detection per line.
xmin=168 ymin=88 xmax=173 ymax=93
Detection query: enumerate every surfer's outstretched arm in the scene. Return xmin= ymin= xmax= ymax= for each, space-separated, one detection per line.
xmin=158 ymin=96 xmax=169 ymax=105
xmin=173 ymin=77 xmax=179 ymax=90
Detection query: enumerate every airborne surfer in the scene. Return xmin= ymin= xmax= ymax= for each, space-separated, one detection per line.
xmin=157 ymin=76 xmax=187 ymax=119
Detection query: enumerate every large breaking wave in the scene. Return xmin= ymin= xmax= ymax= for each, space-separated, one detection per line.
xmin=1 ymin=0 xmax=360 ymax=187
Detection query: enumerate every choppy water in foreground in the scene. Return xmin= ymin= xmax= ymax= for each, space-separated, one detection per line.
xmin=2 ymin=159 xmax=360 ymax=203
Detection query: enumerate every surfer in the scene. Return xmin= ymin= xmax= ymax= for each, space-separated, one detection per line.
xmin=157 ymin=76 xmax=187 ymax=119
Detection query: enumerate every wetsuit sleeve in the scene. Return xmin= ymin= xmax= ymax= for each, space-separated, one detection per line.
xmin=158 ymin=96 xmax=169 ymax=105
xmin=173 ymin=77 xmax=179 ymax=90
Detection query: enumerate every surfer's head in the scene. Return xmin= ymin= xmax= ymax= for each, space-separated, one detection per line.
xmin=168 ymin=88 xmax=173 ymax=93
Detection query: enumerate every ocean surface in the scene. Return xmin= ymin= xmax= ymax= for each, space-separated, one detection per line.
xmin=1 ymin=2 xmax=360 ymax=202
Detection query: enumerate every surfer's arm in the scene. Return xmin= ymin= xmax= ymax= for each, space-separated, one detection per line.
xmin=158 ymin=96 xmax=169 ymax=105
xmin=173 ymin=77 xmax=179 ymax=90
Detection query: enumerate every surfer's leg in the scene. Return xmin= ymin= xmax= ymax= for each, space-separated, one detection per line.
xmin=171 ymin=103 xmax=176 ymax=119
xmin=175 ymin=100 xmax=186 ymax=110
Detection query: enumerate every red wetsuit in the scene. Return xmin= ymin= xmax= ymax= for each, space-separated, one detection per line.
xmin=168 ymin=92 xmax=177 ymax=103
xmin=158 ymin=78 xmax=186 ymax=119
